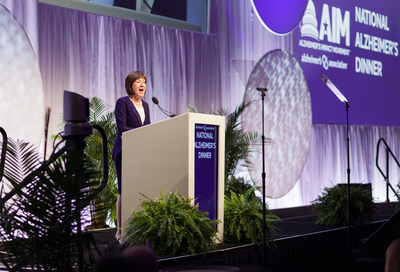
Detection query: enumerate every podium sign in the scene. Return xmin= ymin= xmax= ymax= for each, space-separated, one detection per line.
xmin=194 ymin=124 xmax=218 ymax=220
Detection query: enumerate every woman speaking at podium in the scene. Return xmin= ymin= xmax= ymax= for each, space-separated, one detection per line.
xmin=112 ymin=71 xmax=151 ymax=242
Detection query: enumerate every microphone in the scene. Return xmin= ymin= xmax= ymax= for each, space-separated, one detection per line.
xmin=151 ymin=96 xmax=176 ymax=118
xmin=151 ymin=97 xmax=159 ymax=105
xmin=256 ymin=87 xmax=267 ymax=97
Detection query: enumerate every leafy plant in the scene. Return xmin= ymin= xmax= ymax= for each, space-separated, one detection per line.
xmin=224 ymin=187 xmax=279 ymax=243
xmin=225 ymin=176 xmax=257 ymax=198
xmin=85 ymin=97 xmax=118 ymax=228
xmin=0 ymin=138 xmax=100 ymax=270
xmin=55 ymin=97 xmax=117 ymax=228
xmin=218 ymin=102 xmax=259 ymax=184
xmin=124 ymin=191 xmax=219 ymax=256
xmin=312 ymin=184 xmax=375 ymax=226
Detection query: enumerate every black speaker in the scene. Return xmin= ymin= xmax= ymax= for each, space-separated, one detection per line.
xmin=151 ymin=0 xmax=187 ymax=21
xmin=114 ymin=0 xmax=136 ymax=10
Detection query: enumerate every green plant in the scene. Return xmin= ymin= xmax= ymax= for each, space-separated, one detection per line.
xmin=312 ymin=184 xmax=375 ymax=226
xmin=85 ymin=97 xmax=118 ymax=228
xmin=55 ymin=97 xmax=117 ymax=228
xmin=225 ymin=176 xmax=256 ymax=198
xmin=124 ymin=191 xmax=219 ymax=256
xmin=0 ymin=138 xmax=99 ymax=270
xmin=224 ymin=187 xmax=279 ymax=243
xmin=219 ymin=102 xmax=259 ymax=184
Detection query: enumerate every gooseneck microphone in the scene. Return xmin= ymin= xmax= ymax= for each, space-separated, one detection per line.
xmin=151 ymin=96 xmax=176 ymax=118
xmin=151 ymin=96 xmax=159 ymax=105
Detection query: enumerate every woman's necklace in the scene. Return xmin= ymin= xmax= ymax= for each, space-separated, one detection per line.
xmin=131 ymin=98 xmax=142 ymax=106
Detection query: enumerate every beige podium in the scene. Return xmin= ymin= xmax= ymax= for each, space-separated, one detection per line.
xmin=121 ymin=112 xmax=225 ymax=240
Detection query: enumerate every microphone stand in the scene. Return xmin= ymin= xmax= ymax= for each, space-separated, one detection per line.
xmin=320 ymin=75 xmax=351 ymax=250
xmin=345 ymin=102 xmax=351 ymax=250
xmin=152 ymin=97 xmax=176 ymax=118
xmin=157 ymin=104 xmax=176 ymax=118
xmin=257 ymin=87 xmax=267 ymax=268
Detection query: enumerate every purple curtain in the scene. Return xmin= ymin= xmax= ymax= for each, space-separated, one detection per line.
xmin=38 ymin=2 xmax=222 ymax=142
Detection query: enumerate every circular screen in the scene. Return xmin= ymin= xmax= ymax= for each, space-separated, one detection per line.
xmin=251 ymin=0 xmax=308 ymax=35
xmin=0 ymin=4 xmax=44 ymax=147
xmin=242 ymin=50 xmax=312 ymax=198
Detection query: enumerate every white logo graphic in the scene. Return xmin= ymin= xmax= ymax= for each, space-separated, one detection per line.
xmin=300 ymin=1 xmax=350 ymax=47
xmin=321 ymin=55 xmax=329 ymax=70
xmin=300 ymin=0 xmax=319 ymax=41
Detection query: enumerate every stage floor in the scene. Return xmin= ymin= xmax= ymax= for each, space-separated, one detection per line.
xmin=0 ymin=202 xmax=395 ymax=271
xmin=88 ymin=201 xmax=398 ymax=256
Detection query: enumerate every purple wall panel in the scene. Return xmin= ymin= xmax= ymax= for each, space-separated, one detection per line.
xmin=294 ymin=0 xmax=400 ymax=125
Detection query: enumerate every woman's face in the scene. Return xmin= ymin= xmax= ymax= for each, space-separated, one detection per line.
xmin=132 ymin=77 xmax=146 ymax=99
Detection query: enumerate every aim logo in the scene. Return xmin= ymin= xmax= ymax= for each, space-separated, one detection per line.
xmin=300 ymin=0 xmax=350 ymax=47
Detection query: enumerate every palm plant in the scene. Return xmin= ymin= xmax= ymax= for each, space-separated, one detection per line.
xmin=84 ymin=97 xmax=118 ymax=228
xmin=55 ymin=97 xmax=118 ymax=228
xmin=0 ymin=137 xmax=100 ymax=270
xmin=220 ymin=102 xmax=259 ymax=184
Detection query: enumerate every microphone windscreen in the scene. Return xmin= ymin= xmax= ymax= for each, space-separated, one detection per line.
xmin=256 ymin=88 xmax=267 ymax=92
xmin=151 ymin=97 xmax=159 ymax=105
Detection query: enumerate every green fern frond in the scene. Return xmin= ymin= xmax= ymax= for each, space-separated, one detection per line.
xmin=125 ymin=191 xmax=219 ymax=256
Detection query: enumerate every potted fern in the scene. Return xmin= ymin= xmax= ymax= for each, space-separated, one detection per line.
xmin=124 ymin=191 xmax=219 ymax=256
xmin=224 ymin=187 xmax=279 ymax=244
xmin=312 ymin=184 xmax=375 ymax=226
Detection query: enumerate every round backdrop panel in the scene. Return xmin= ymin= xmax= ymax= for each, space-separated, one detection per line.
xmin=0 ymin=4 xmax=44 ymax=147
xmin=242 ymin=50 xmax=312 ymax=198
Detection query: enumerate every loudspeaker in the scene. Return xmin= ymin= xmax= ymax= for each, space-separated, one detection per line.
xmin=151 ymin=0 xmax=187 ymax=21
xmin=114 ymin=0 xmax=136 ymax=10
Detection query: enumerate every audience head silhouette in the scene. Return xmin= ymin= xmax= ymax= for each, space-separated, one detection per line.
xmin=95 ymin=245 xmax=157 ymax=272
xmin=122 ymin=245 xmax=158 ymax=272
xmin=385 ymin=238 xmax=400 ymax=272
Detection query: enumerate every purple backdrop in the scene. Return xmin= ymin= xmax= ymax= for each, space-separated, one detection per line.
xmin=294 ymin=0 xmax=400 ymax=126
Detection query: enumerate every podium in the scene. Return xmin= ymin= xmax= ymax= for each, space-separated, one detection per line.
xmin=121 ymin=113 xmax=225 ymax=240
